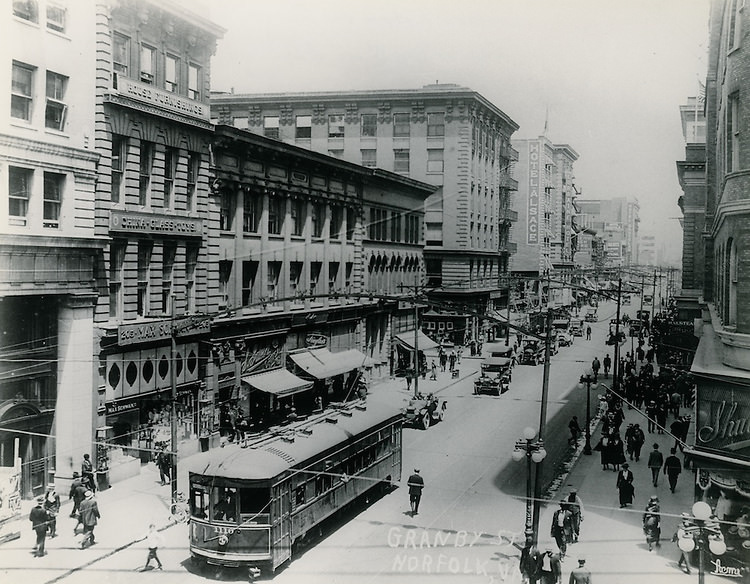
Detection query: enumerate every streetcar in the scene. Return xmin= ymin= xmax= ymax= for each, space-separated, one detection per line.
xmin=185 ymin=398 xmax=402 ymax=577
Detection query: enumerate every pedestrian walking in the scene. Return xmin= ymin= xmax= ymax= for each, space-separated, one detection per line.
xmin=448 ymin=351 xmax=457 ymax=372
xmin=663 ymin=448 xmax=682 ymax=493
xmin=78 ymin=490 xmax=100 ymax=549
xmin=586 ymin=326 xmax=592 ymax=341
xmin=616 ymin=463 xmax=635 ymax=508
xmin=591 ymin=357 xmax=600 ymax=382
xmin=81 ymin=453 xmax=96 ymax=493
xmin=648 ymin=444 xmax=664 ymax=487
xmin=44 ymin=485 xmax=60 ymax=538
xmin=69 ymin=471 xmax=84 ymax=517
xmin=457 ymin=346 xmax=463 ymax=364
xmin=593 ymin=435 xmax=610 ymax=470
xmin=156 ymin=446 xmax=171 ymax=486
xmin=29 ymin=496 xmax=50 ymax=557
xmin=407 ymin=469 xmax=424 ymax=515
xmin=538 ymin=547 xmax=562 ymax=584
xmin=672 ymin=513 xmax=693 ymax=574
xmin=519 ymin=544 xmax=541 ymax=584
xmin=550 ymin=501 xmax=573 ymax=559
xmin=646 ymin=401 xmax=658 ymax=433
xmin=439 ymin=351 xmax=447 ymax=372
xmin=566 ymin=488 xmax=584 ymax=542
xmin=430 ymin=360 xmax=437 ymax=381
xmin=603 ymin=354 xmax=611 ymax=379
xmin=140 ymin=523 xmax=164 ymax=571
xmin=607 ymin=434 xmax=626 ymax=472
xmin=568 ymin=416 xmax=582 ymax=446
xmin=632 ymin=424 xmax=646 ymax=462
xmin=643 ymin=496 xmax=661 ymax=551
xmin=568 ymin=557 xmax=592 ymax=584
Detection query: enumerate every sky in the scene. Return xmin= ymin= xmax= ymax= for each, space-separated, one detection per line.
xmin=202 ymin=0 xmax=711 ymax=267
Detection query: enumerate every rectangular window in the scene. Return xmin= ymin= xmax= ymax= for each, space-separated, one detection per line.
xmin=311 ymin=202 xmax=325 ymax=238
xmin=268 ymin=194 xmax=284 ymax=234
xmin=162 ymin=242 xmax=176 ymax=314
xmin=289 ymin=261 xmax=303 ymax=294
xmin=220 ymin=191 xmax=233 ymax=231
xmin=113 ymin=33 xmax=130 ymax=77
xmin=137 ymin=241 xmax=153 ymax=316
xmin=729 ymin=0 xmax=740 ymax=50
xmin=185 ymin=245 xmax=198 ymax=312
xmin=393 ymin=113 xmax=410 ymax=137
xmin=361 ymin=149 xmax=376 ymax=168
xmin=361 ymin=113 xmax=377 ymax=137
xmin=45 ymin=71 xmax=67 ymax=130
xmin=295 ymin=115 xmax=311 ymax=139
xmin=329 ymin=205 xmax=341 ymax=239
xmin=346 ymin=207 xmax=356 ymax=241
xmin=309 ymin=262 xmax=322 ymax=294
xmin=243 ymin=192 xmax=260 ymax=233
xmin=218 ymin=260 xmax=232 ymax=309
xmin=345 ymin=262 xmax=353 ymax=291
xmin=165 ymin=55 xmax=179 ymax=93
xmin=328 ymin=261 xmax=339 ymax=293
xmin=264 ymin=116 xmax=280 ymax=139
xmin=186 ymin=152 xmax=199 ymax=212
xmin=406 ymin=214 xmax=420 ymax=244
xmin=13 ymin=0 xmax=38 ymax=22
xmin=11 ymin=62 xmax=34 ymax=121
xmin=111 ymin=135 xmax=127 ymax=203
xmin=291 ymin=199 xmax=305 ymax=236
xmin=427 ymin=112 xmax=445 ymax=136
xmin=267 ymin=261 xmax=281 ymax=299
xmin=139 ymin=141 xmax=154 ymax=205
xmin=8 ymin=166 xmax=32 ymax=225
xmin=43 ymin=172 xmax=63 ymax=228
xmin=242 ymin=261 xmax=258 ymax=306
xmin=427 ymin=149 xmax=444 ymax=173
xmin=390 ymin=212 xmax=402 ymax=242
xmin=328 ymin=114 xmax=345 ymax=138
xmin=140 ymin=45 xmax=156 ymax=84
xmin=163 ymin=147 xmax=177 ymax=208
xmin=394 ymin=149 xmax=410 ymax=173
xmin=109 ymin=242 xmax=125 ymax=318
xmin=46 ymin=3 xmax=65 ymax=32
xmin=728 ymin=93 xmax=740 ymax=172
xmin=188 ymin=63 xmax=200 ymax=100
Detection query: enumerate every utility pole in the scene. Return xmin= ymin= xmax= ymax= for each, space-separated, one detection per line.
xmin=505 ymin=277 xmax=512 ymax=346
xmin=651 ymin=270 xmax=657 ymax=325
xmin=613 ymin=277 xmax=622 ymax=391
xmin=530 ymin=309 xmax=553 ymax=546
xmin=413 ymin=299 xmax=420 ymax=398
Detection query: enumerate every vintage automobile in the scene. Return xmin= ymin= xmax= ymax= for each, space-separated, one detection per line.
xmin=570 ymin=324 xmax=583 ymax=337
xmin=474 ymin=357 xmax=512 ymax=396
xmin=622 ymin=294 xmax=632 ymax=305
xmin=607 ymin=319 xmax=627 ymax=345
xmin=519 ymin=339 xmax=546 ymax=366
xmin=584 ymin=308 xmax=598 ymax=323
xmin=556 ymin=330 xmax=573 ymax=347
xmin=402 ymin=393 xmax=447 ymax=429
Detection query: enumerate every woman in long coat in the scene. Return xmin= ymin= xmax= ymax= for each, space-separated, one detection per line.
xmin=607 ymin=433 xmax=627 ymax=472
xmin=643 ymin=496 xmax=661 ymax=551
xmin=595 ymin=435 xmax=611 ymax=470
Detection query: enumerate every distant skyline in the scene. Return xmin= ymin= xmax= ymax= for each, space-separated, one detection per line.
xmin=203 ymin=0 xmax=711 ymax=266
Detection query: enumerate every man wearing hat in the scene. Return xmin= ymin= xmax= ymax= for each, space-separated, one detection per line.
xmin=569 ymin=557 xmax=592 ymax=583
xmin=44 ymin=485 xmax=60 ymax=538
xmin=538 ymin=546 xmax=561 ymax=584
xmin=29 ymin=496 xmax=50 ymax=557
xmin=566 ymin=488 xmax=584 ymax=542
xmin=68 ymin=471 xmax=85 ymax=517
xmin=78 ymin=490 xmax=100 ymax=549
xmin=407 ymin=469 xmax=424 ymax=515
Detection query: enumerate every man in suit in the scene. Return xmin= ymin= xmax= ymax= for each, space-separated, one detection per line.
xmin=538 ymin=547 xmax=562 ymax=584
xmin=407 ymin=469 xmax=424 ymax=515
xmin=29 ymin=496 xmax=50 ymax=557
xmin=663 ymin=448 xmax=682 ymax=493
xmin=648 ymin=444 xmax=664 ymax=487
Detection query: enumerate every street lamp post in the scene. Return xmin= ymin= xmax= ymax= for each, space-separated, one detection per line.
xmin=578 ymin=372 xmax=595 ymax=455
xmin=677 ymin=501 xmax=726 ymax=584
xmin=511 ymin=426 xmax=547 ymax=548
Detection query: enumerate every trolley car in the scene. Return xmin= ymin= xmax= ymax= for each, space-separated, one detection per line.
xmin=185 ymin=398 xmax=402 ymax=576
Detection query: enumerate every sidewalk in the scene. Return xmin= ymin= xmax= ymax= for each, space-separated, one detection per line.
xmin=537 ymin=388 xmax=721 ymax=583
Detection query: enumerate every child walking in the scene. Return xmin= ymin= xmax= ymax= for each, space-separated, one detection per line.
xmin=141 ymin=523 xmax=163 ymax=571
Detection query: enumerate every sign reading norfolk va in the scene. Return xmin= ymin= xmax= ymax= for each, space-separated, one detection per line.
xmin=110 ymin=210 xmax=202 ymax=238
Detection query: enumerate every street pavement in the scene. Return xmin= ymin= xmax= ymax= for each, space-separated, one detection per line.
xmin=0 ymin=300 xmax=724 ymax=583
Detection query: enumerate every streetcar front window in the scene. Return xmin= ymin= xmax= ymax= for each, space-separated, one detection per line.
xmin=190 ymin=484 xmax=209 ymax=519
xmin=239 ymin=487 xmax=271 ymax=517
xmin=212 ymin=486 xmax=238 ymax=523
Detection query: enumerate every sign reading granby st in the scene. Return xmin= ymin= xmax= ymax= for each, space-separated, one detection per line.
xmin=697 ymin=383 xmax=750 ymax=459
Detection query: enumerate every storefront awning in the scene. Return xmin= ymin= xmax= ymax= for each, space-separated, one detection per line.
xmin=241 ymin=369 xmax=313 ymax=397
xmin=289 ymin=349 xmax=371 ymax=380
xmin=393 ymin=330 xmax=439 ymax=351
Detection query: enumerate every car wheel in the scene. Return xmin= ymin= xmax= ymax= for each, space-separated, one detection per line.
xmin=421 ymin=412 xmax=431 ymax=430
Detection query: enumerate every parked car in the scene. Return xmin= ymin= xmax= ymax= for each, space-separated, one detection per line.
xmin=402 ymin=393 xmax=447 ymax=429
xmin=585 ymin=308 xmax=598 ymax=323
xmin=557 ymin=331 xmax=573 ymax=347
xmin=570 ymin=324 xmax=583 ymax=337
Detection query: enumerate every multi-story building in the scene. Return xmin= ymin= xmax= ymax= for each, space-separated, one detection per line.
xmin=575 ymin=197 xmax=640 ymax=269
xmin=639 ymin=234 xmax=657 ymax=266
xmin=683 ymin=2 xmax=750 ymax=563
xmin=91 ymin=0 xmax=224 ymax=480
xmin=1 ymin=0 xmax=100 ymax=497
xmin=209 ymin=126 xmax=435 ymax=418
xmin=210 ymin=84 xmax=519 ymax=345
xmin=511 ymin=136 xmax=579 ymax=309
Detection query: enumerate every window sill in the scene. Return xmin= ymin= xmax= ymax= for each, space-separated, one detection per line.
xmin=12 ymin=16 xmax=40 ymax=29
xmin=45 ymin=27 xmax=71 ymax=41
xmin=44 ymin=128 xmax=70 ymax=139
xmin=9 ymin=120 xmax=37 ymax=132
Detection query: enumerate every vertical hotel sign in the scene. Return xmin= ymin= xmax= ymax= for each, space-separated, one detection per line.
xmin=527 ymin=141 xmax=540 ymax=245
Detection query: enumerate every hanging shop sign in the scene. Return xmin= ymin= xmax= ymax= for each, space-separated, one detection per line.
xmin=118 ymin=316 xmax=210 ymax=346
xmin=109 ymin=210 xmax=202 ymax=238
xmin=696 ymin=382 xmax=750 ymax=460
xmin=527 ymin=141 xmax=540 ymax=245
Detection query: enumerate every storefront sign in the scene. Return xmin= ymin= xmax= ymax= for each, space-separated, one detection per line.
xmin=697 ymin=383 xmax=750 ymax=459
xmin=109 ymin=210 xmax=202 ymax=238
xmin=114 ymin=77 xmax=209 ymax=120
xmin=118 ymin=316 xmax=210 ymax=347
xmin=105 ymin=399 xmax=139 ymax=415
xmin=527 ymin=142 xmax=540 ymax=245
xmin=306 ymin=332 xmax=328 ymax=348
xmin=666 ymin=320 xmax=694 ymax=335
